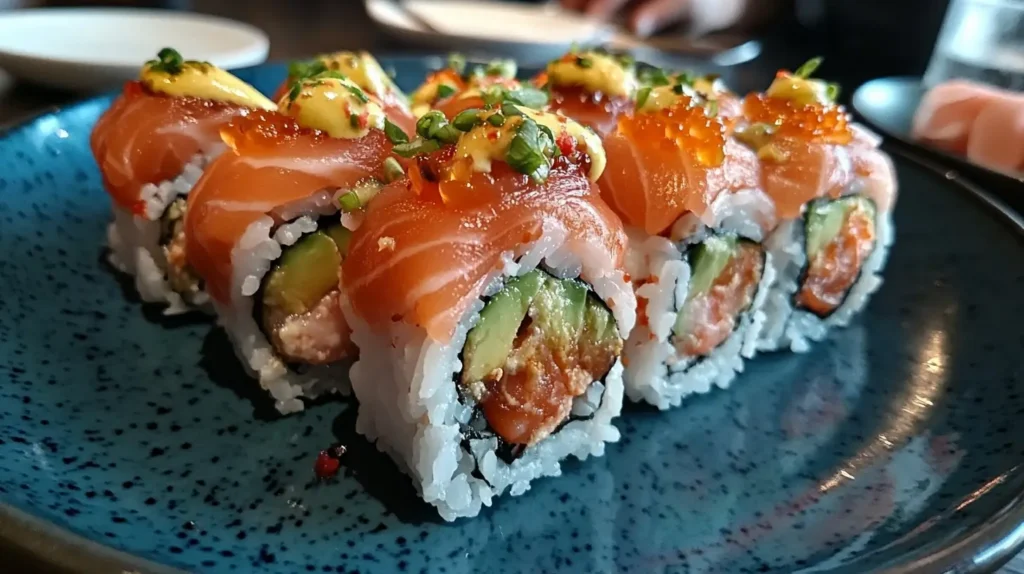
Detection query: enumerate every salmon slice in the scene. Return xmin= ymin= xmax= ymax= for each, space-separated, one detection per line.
xmin=797 ymin=199 xmax=877 ymax=317
xmin=912 ymin=80 xmax=1007 ymax=154
xmin=549 ymin=85 xmax=634 ymax=137
xmin=598 ymin=99 xmax=760 ymax=235
xmin=759 ymin=137 xmax=855 ymax=220
xmin=965 ymin=93 xmax=1024 ymax=173
xmin=343 ymin=155 xmax=627 ymax=343
xmin=90 ymin=81 xmax=252 ymax=213
xmin=184 ymin=111 xmax=394 ymax=304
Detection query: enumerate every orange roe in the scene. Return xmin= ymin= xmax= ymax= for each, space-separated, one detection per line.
xmin=620 ymin=96 xmax=726 ymax=168
xmin=743 ymin=93 xmax=852 ymax=145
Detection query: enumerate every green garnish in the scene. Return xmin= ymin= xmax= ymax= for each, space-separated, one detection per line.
xmin=672 ymin=83 xmax=686 ymax=95
xmin=288 ymin=59 xmax=330 ymax=83
xmin=383 ymin=157 xmax=405 ymax=183
xmin=639 ymin=67 xmax=671 ymax=87
xmin=393 ymin=138 xmax=441 ymax=158
xmin=448 ymin=53 xmax=467 ymax=76
xmin=575 ymin=56 xmax=593 ymax=69
xmin=146 ymin=48 xmax=210 ymax=76
xmin=706 ymin=100 xmax=719 ymax=117
xmin=794 ymin=57 xmax=823 ymax=79
xmin=676 ymin=72 xmax=696 ymax=86
xmin=826 ymin=83 xmax=841 ymax=102
xmin=415 ymin=111 xmax=460 ymax=144
xmin=349 ymin=114 xmax=361 ymax=128
xmin=482 ymin=59 xmax=517 ymax=78
xmin=452 ymin=109 xmax=485 ymax=131
xmin=346 ymin=84 xmax=370 ymax=103
xmin=487 ymin=113 xmax=506 ymax=127
xmin=338 ymin=180 xmax=383 ymax=212
xmin=507 ymin=118 xmax=556 ymax=181
xmin=287 ymin=82 xmax=303 ymax=103
xmin=636 ymin=87 xmax=652 ymax=109
xmin=436 ymin=83 xmax=457 ymax=100
xmin=501 ymin=103 xmax=524 ymax=117
xmin=383 ymin=118 xmax=409 ymax=145
xmin=503 ymin=87 xmax=548 ymax=109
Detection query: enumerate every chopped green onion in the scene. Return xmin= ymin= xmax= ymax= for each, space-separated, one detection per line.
xmin=147 ymin=47 xmax=185 ymax=75
xmin=436 ymin=83 xmax=457 ymax=100
xmin=447 ymin=53 xmax=467 ymax=76
xmin=575 ymin=56 xmax=593 ymax=69
xmin=794 ymin=57 xmax=823 ymax=79
xmin=287 ymin=82 xmax=303 ymax=103
xmin=677 ymin=72 xmax=696 ymax=86
xmin=826 ymin=82 xmax=841 ymax=102
xmin=503 ymin=87 xmax=548 ymax=109
xmin=639 ymin=67 xmax=671 ymax=87
xmin=393 ymin=138 xmax=442 ymax=158
xmin=383 ymin=157 xmax=405 ymax=183
xmin=288 ymin=59 xmax=329 ymax=83
xmin=487 ymin=113 xmax=506 ymax=127
xmin=672 ymin=83 xmax=686 ymax=95
xmin=636 ymin=86 xmax=652 ymax=109
xmin=346 ymin=84 xmax=369 ymax=103
xmin=616 ymin=53 xmax=636 ymax=69
xmin=501 ymin=103 xmax=523 ymax=117
xmin=483 ymin=59 xmax=517 ymax=78
xmin=338 ymin=181 xmax=383 ymax=212
xmin=506 ymin=118 xmax=555 ymax=181
xmin=416 ymin=111 xmax=447 ymax=139
xmin=383 ymin=118 xmax=409 ymax=145
xmin=452 ymin=109 xmax=484 ymax=131
xmin=349 ymin=114 xmax=361 ymax=128
xmin=706 ymin=99 xmax=719 ymax=117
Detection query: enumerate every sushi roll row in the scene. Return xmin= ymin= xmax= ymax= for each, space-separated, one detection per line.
xmin=89 ymin=47 xmax=897 ymax=520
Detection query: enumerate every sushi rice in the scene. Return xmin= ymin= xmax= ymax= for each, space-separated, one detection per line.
xmin=345 ymin=226 xmax=635 ymax=521
xmin=106 ymin=152 xmax=215 ymax=314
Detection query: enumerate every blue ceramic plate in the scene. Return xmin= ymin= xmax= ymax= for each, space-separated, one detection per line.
xmin=2 ymin=57 xmax=1024 ymax=574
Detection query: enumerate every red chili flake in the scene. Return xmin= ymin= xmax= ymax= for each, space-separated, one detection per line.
xmin=130 ymin=200 xmax=148 ymax=216
xmin=313 ymin=444 xmax=346 ymax=480
xmin=357 ymin=114 xmax=368 ymax=129
xmin=556 ymin=133 xmax=576 ymax=156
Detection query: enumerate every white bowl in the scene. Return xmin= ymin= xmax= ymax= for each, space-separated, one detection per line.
xmin=0 ymin=8 xmax=269 ymax=92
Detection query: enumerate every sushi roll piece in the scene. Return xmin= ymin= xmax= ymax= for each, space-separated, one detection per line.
xmin=341 ymin=105 xmax=635 ymax=520
xmin=536 ymin=48 xmax=638 ymax=136
xmin=746 ymin=60 xmax=898 ymax=353
xmin=273 ymin=51 xmax=418 ymax=136
xmin=184 ymin=72 xmax=404 ymax=413
xmin=91 ymin=48 xmax=277 ymax=313
xmin=599 ymin=77 xmax=778 ymax=409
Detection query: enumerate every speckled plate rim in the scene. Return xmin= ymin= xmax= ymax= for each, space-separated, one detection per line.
xmin=1 ymin=73 xmax=1024 ymax=574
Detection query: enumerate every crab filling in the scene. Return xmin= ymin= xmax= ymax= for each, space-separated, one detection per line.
xmin=159 ymin=197 xmax=204 ymax=304
xmin=258 ymin=224 xmax=355 ymax=365
xmin=459 ymin=270 xmax=622 ymax=448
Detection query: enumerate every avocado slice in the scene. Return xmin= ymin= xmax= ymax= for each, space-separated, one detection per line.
xmin=804 ymin=196 xmax=876 ymax=260
xmin=687 ymin=235 xmax=738 ymax=302
xmin=323 ymin=225 xmax=353 ymax=258
xmin=261 ymin=228 xmax=343 ymax=320
xmin=460 ymin=271 xmax=544 ymax=389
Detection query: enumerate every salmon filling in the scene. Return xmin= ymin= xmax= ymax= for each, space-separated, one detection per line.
xmin=459 ymin=270 xmax=622 ymax=448
xmin=159 ymin=198 xmax=205 ymax=304
xmin=797 ymin=196 xmax=877 ymax=317
xmin=257 ymin=224 xmax=355 ymax=365
xmin=673 ymin=236 xmax=765 ymax=358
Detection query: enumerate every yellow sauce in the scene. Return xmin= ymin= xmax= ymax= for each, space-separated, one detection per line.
xmin=766 ymin=75 xmax=832 ymax=107
xmin=312 ymin=51 xmax=402 ymax=102
xmin=638 ymin=84 xmax=699 ymax=113
xmin=454 ymin=106 xmax=606 ymax=182
xmin=140 ymin=61 xmax=276 ymax=110
xmin=411 ymin=77 xmax=460 ymax=117
xmin=278 ymin=77 xmax=386 ymax=139
xmin=546 ymin=51 xmax=637 ymax=99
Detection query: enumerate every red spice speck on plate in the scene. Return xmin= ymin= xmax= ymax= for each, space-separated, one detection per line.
xmin=313 ymin=444 xmax=346 ymax=479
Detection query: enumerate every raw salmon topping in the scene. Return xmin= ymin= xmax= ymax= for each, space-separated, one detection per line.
xmin=797 ymin=199 xmax=877 ymax=317
xmin=620 ymin=97 xmax=727 ymax=168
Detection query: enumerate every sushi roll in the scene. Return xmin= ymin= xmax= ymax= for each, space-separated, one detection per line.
xmin=273 ymin=51 xmax=417 ymax=136
xmin=599 ymin=77 xmax=778 ymax=409
xmin=341 ymin=104 xmax=635 ymax=520
xmin=183 ymin=72 xmax=404 ymax=413
xmin=748 ymin=60 xmax=897 ymax=353
xmin=536 ymin=48 xmax=638 ymax=136
xmin=91 ymin=48 xmax=277 ymax=313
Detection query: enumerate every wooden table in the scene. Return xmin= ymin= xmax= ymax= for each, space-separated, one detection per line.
xmin=1 ymin=1 xmax=1022 ymax=572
